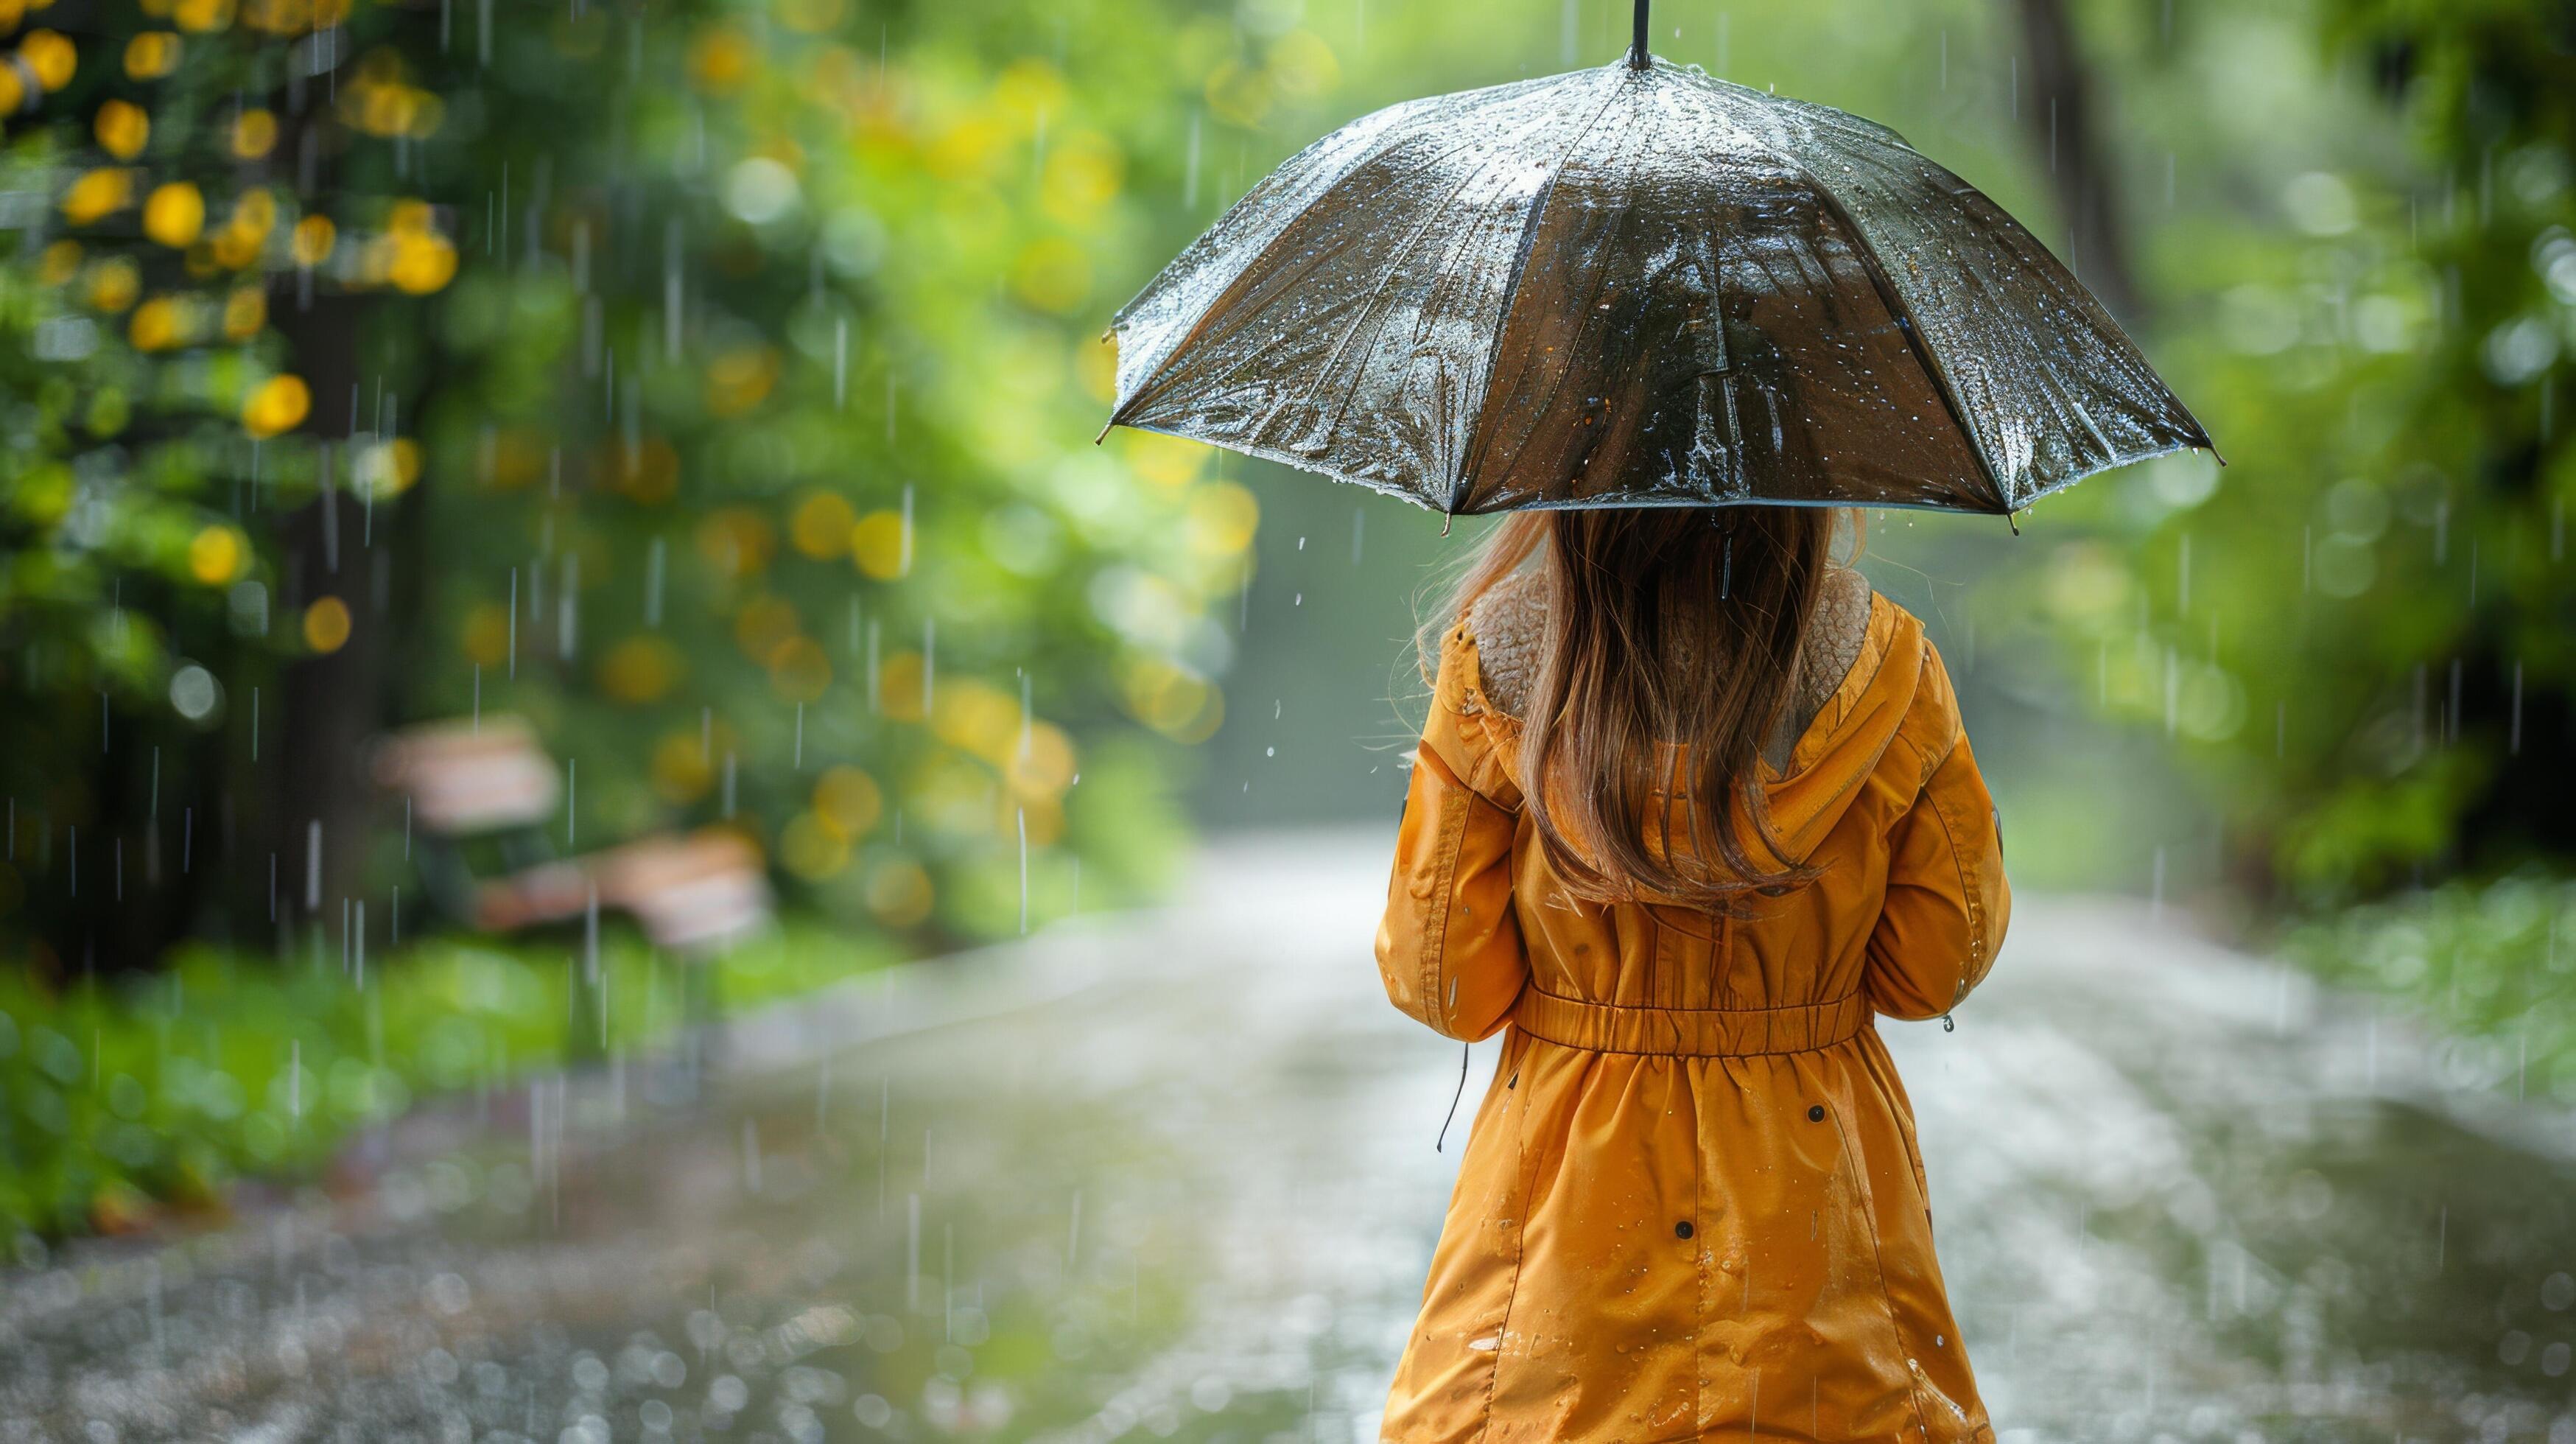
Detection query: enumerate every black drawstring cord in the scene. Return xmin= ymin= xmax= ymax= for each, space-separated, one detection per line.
xmin=1435 ymin=1042 xmax=1471 ymax=1152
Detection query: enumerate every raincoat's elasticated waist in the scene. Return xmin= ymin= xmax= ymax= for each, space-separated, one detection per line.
xmin=1512 ymin=988 xmax=1870 ymax=1057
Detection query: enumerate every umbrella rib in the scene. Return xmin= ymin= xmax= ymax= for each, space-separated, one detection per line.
xmin=1753 ymin=137 xmax=2013 ymax=514
xmin=1446 ymin=71 xmax=1635 ymax=514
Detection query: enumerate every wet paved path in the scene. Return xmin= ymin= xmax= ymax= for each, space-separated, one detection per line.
xmin=3 ymin=832 xmax=2573 ymax=1443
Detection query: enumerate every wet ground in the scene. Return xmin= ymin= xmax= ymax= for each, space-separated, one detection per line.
xmin=1 ymin=831 xmax=2572 ymax=1444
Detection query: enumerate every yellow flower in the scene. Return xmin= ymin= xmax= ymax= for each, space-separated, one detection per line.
xmin=0 ymin=69 xmax=24 ymax=117
xmin=813 ymin=765 xmax=882 ymax=838
xmin=84 ymin=257 xmax=138 ymax=312
xmin=141 ymin=180 xmax=203 ymax=247
xmin=596 ymin=634 xmax=681 ymax=704
xmin=128 ymin=295 xmax=186 ymax=350
xmin=788 ymin=491 xmax=857 ymax=559
xmin=169 ymin=0 xmax=232 ymax=33
xmin=241 ymin=374 xmax=308 ymax=438
xmin=289 ymin=213 xmax=332 ymax=266
xmin=186 ymin=525 xmax=246 ymax=584
xmin=301 ymin=596 xmax=351 ymax=653
xmin=93 ymin=99 xmax=148 ymax=159
xmin=18 ymin=29 xmax=74 ymax=89
xmin=122 ymin=31 xmax=180 ymax=79
xmin=386 ymin=229 xmax=455 ymax=293
xmin=849 ymin=508 xmax=908 ymax=580
xmin=231 ymin=108 xmax=276 ymax=159
xmin=59 ymin=167 xmax=133 ymax=225
xmin=221 ymin=284 xmax=264 ymax=339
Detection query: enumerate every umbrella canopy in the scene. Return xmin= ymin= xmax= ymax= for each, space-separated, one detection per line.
xmin=1104 ymin=38 xmax=2211 ymax=517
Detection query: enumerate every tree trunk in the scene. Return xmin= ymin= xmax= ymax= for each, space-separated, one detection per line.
xmin=2010 ymin=0 xmax=2147 ymax=327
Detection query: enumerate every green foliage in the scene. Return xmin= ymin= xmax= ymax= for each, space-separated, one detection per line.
xmin=2283 ymin=872 xmax=2576 ymax=1104
xmin=396 ymin=0 xmax=1275 ymax=944
xmin=2014 ymin=0 xmax=2576 ymax=904
xmin=0 ymin=922 xmax=893 ymax=1241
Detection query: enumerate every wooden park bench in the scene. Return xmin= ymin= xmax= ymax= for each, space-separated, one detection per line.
xmin=370 ymin=715 xmax=772 ymax=956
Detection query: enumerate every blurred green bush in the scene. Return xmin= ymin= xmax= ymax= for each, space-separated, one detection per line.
xmin=0 ymin=923 xmax=892 ymax=1241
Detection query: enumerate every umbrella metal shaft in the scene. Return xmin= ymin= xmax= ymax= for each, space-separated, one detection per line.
xmin=1629 ymin=0 xmax=1651 ymax=69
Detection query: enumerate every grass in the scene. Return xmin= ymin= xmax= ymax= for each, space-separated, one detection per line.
xmin=0 ymin=922 xmax=896 ymax=1246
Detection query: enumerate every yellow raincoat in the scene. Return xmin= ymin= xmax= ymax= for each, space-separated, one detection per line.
xmin=1377 ymin=589 xmax=2008 ymax=1444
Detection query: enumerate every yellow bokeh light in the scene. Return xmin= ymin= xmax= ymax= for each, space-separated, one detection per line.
xmin=387 ymin=229 xmax=456 ymax=292
xmin=231 ymin=108 xmax=277 ymax=159
xmin=289 ymin=214 xmax=333 ymax=266
xmin=703 ymin=346 xmax=779 ymax=417
xmin=128 ymin=294 xmax=186 ymax=350
xmin=696 ymin=507 xmax=775 ymax=579
xmin=60 ymin=167 xmax=133 ymax=225
xmin=788 ymin=491 xmax=857 ymax=559
xmin=93 ymin=99 xmax=148 ymax=158
xmin=686 ymin=25 xmax=752 ymax=94
xmin=19 ymin=29 xmax=74 ymax=89
xmin=597 ymin=634 xmax=682 ymax=704
xmin=186 ymin=525 xmax=245 ymax=584
xmin=169 ymin=0 xmax=232 ymax=33
xmin=241 ymin=374 xmax=309 ymax=438
xmin=141 ymin=181 xmax=202 ymax=246
xmin=123 ymin=31 xmax=180 ymax=80
xmin=813 ymin=765 xmax=882 ymax=839
xmin=221 ymin=284 xmax=264 ymax=339
xmin=85 ymin=257 xmax=139 ymax=312
xmin=849 ymin=509 xmax=908 ymax=579
xmin=650 ymin=731 xmax=713 ymax=804
xmin=301 ymin=596 xmax=351 ymax=653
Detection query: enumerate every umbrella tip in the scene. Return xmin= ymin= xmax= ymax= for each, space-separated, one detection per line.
xmin=1092 ymin=421 xmax=1112 ymax=445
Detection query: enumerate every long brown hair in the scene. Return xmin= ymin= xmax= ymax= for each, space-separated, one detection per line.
xmin=1424 ymin=505 xmax=1849 ymax=911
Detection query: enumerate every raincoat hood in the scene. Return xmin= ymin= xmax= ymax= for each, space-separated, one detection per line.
xmin=1747 ymin=595 xmax=1947 ymax=870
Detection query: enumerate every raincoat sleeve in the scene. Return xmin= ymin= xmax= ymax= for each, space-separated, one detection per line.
xmin=1863 ymin=645 xmax=2011 ymax=1021
xmin=1375 ymin=623 xmax=1529 ymax=1042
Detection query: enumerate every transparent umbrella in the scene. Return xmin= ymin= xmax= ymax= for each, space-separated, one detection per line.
xmin=1104 ymin=0 xmax=2213 ymax=519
